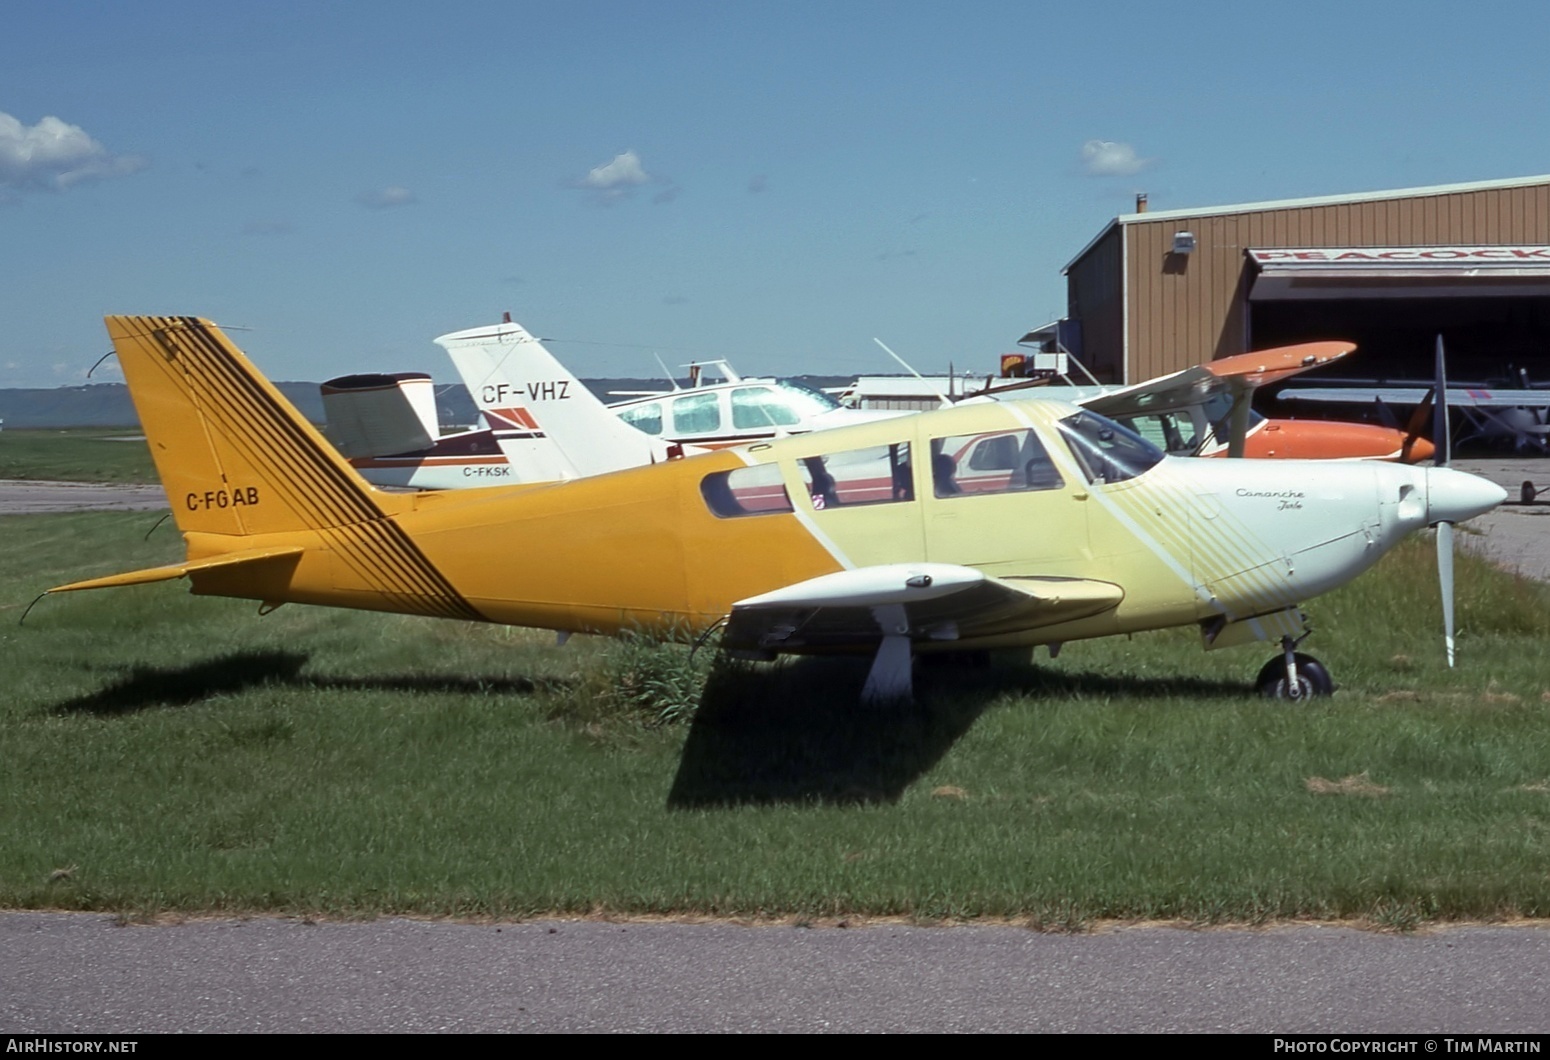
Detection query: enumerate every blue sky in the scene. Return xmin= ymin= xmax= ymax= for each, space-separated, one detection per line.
xmin=5 ymin=0 xmax=1550 ymax=389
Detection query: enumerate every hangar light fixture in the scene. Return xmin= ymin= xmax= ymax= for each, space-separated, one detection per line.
xmin=1172 ymin=231 xmax=1197 ymax=255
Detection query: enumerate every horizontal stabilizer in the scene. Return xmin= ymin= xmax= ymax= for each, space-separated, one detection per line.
xmin=320 ymin=373 xmax=441 ymax=457
xmin=724 ymin=563 xmax=1122 ymax=651
xmin=48 ymin=546 xmax=305 ymax=595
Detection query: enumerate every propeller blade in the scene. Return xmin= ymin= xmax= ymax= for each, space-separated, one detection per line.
xmin=1433 ymin=334 xmax=1451 ymax=467
xmin=1437 ymin=519 xmax=1456 ymax=668
xmin=1433 ymin=335 xmax=1457 ymax=667
xmin=1374 ymin=395 xmax=1401 ymax=431
xmin=1401 ymin=390 xmax=1435 ymax=463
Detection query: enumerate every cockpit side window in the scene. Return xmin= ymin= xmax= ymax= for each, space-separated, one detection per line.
xmin=731 ymin=387 xmax=802 ymax=429
xmin=700 ymin=463 xmax=794 ymax=518
xmin=1056 ymin=411 xmax=1165 ymax=484
xmin=929 ymin=429 xmax=1064 ymax=497
xmin=619 ymin=402 xmax=664 ymax=436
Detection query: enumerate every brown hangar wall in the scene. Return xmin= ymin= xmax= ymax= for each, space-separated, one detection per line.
xmin=1066 ymin=178 xmax=1550 ymax=384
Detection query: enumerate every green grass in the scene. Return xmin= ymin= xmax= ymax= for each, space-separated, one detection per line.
xmin=0 ymin=429 xmax=158 ymax=483
xmin=3 ymin=512 xmax=1550 ymax=924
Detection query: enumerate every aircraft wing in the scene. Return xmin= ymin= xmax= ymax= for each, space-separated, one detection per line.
xmin=722 ymin=563 xmax=1123 ymax=652
xmin=1281 ymin=386 xmax=1550 ymax=409
xmin=1078 ymin=342 xmax=1357 ymax=419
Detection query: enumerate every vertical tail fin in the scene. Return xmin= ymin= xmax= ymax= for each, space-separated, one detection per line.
xmin=107 ymin=315 xmax=407 ymax=536
xmin=436 ymin=320 xmax=691 ymax=479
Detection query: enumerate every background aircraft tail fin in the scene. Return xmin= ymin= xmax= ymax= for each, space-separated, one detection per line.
xmin=436 ymin=320 xmax=687 ymax=478
xmin=106 ymin=315 xmax=407 ymax=537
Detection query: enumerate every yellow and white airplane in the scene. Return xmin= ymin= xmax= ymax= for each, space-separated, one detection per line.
xmin=48 ymin=316 xmax=1507 ymax=703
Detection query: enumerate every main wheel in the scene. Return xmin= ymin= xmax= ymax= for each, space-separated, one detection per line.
xmin=1255 ymin=652 xmax=1334 ymax=701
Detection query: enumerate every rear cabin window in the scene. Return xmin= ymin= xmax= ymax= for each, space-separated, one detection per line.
xmin=796 ymin=442 xmax=913 ymax=510
xmin=929 ymin=429 xmax=1064 ymax=497
xmin=672 ymin=392 xmax=721 ymax=435
xmin=700 ymin=463 xmax=794 ymax=518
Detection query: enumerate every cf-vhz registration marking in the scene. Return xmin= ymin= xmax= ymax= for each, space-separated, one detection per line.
xmin=482 ymin=381 xmax=571 ymax=403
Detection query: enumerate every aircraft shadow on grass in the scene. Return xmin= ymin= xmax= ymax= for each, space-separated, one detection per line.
xmin=666 ymin=656 xmax=1248 ymax=809
xmin=47 ymin=650 xmax=556 ymax=716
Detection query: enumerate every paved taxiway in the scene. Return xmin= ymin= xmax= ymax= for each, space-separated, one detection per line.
xmin=4 ymin=914 xmax=1549 ymax=1033
xmin=0 ymin=479 xmax=167 ymax=514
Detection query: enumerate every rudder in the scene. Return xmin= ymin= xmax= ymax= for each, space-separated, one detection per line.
xmin=107 ymin=315 xmax=406 ymax=537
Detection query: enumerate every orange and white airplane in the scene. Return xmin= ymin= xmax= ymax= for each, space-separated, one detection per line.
xmin=48 ymin=317 xmax=1504 ymax=703
xmin=973 ymin=342 xmax=1436 ymax=462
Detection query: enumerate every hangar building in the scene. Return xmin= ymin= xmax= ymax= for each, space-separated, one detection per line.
xmin=1057 ymin=174 xmax=1550 ymax=388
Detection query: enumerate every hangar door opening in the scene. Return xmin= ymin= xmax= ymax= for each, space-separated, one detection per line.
xmin=1244 ymin=247 xmax=1550 ymax=387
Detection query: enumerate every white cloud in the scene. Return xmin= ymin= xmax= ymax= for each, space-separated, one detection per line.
xmin=579 ymin=150 xmax=650 ymax=191
xmin=0 ymin=112 xmax=146 ymax=193
xmin=1080 ymin=139 xmax=1151 ymax=177
xmin=357 ymin=185 xmax=417 ymax=209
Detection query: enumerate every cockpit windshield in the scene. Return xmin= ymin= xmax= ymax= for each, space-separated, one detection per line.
xmin=771 ymin=380 xmax=842 ymax=415
xmin=1056 ymin=410 xmax=1165 ymax=484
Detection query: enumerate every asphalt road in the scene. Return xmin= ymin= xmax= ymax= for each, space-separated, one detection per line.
xmin=4 ymin=914 xmax=1549 ymax=1033
xmin=1449 ymin=458 xmax=1550 ymax=580
xmin=0 ymin=479 xmax=167 ymax=514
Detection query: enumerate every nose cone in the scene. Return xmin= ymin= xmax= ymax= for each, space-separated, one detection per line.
xmin=1403 ymin=436 xmax=1436 ymax=464
xmin=1427 ymin=467 xmax=1508 ymax=525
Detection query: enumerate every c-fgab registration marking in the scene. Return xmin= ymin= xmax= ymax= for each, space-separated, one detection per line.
xmin=187 ymin=487 xmax=260 ymax=511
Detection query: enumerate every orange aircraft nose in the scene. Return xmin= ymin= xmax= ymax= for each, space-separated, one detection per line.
xmin=1244 ymin=419 xmax=1436 ymax=462
xmin=1400 ymin=435 xmax=1436 ymax=464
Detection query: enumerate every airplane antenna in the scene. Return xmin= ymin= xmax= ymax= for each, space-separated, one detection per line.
xmin=653 ymin=352 xmax=681 ymax=391
xmin=86 ymin=351 xmax=117 ymax=378
xmin=873 ymin=338 xmax=952 ymax=408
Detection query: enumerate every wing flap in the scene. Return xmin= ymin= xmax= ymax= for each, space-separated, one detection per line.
xmin=48 ymin=546 xmax=305 ymax=595
xmin=724 ymin=563 xmax=1122 ymax=651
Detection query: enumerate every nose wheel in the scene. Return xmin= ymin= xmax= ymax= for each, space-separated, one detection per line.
xmin=1255 ymin=638 xmax=1334 ymax=701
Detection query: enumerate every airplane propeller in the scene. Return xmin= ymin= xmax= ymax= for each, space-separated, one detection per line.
xmin=1432 ymin=334 xmax=1457 ymax=667
xmin=1401 ymin=389 xmax=1435 ymax=463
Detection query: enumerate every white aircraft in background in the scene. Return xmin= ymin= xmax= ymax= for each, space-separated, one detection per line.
xmin=326 ymin=324 xmax=1431 ymax=492
xmin=325 ymin=318 xmax=896 ymax=489
xmin=1278 ymin=379 xmax=1550 ymax=453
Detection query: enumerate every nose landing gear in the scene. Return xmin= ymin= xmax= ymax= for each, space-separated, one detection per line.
xmin=1255 ymin=635 xmax=1334 ymax=701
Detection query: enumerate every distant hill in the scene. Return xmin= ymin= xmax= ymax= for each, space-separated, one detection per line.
xmin=0 ymin=375 xmax=857 ymax=429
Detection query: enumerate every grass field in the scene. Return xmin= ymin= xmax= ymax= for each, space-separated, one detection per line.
xmin=4 ymin=506 xmax=1550 ymax=926
xmin=0 ymin=429 xmax=158 ymax=484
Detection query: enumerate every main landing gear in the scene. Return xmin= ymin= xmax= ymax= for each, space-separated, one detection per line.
xmin=1255 ymin=635 xmax=1334 ymax=701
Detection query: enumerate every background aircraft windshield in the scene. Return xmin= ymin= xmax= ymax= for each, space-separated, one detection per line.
xmin=772 ymin=380 xmax=842 ymax=414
